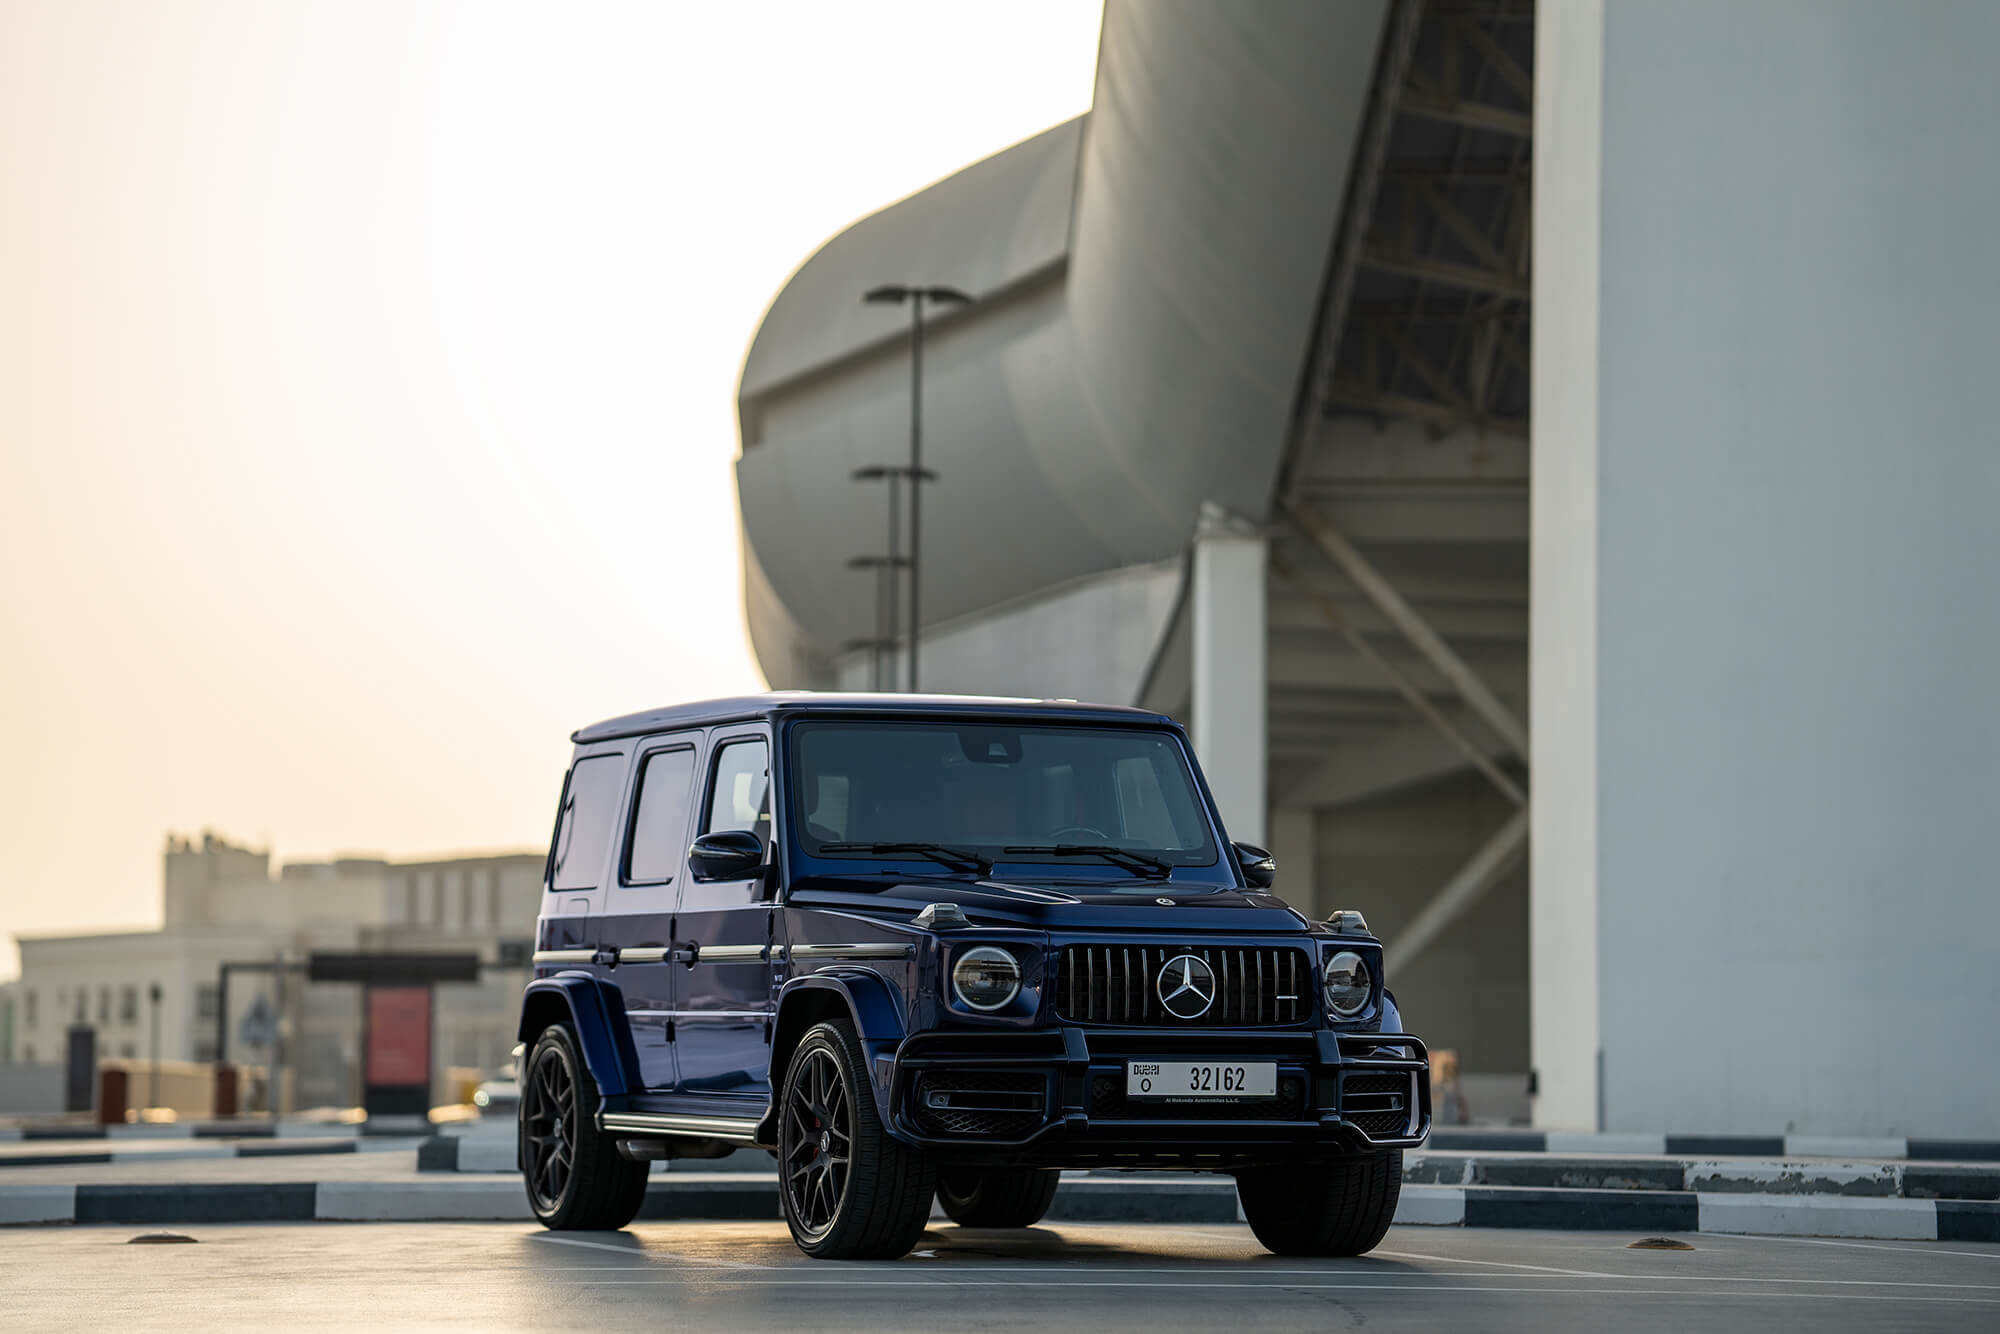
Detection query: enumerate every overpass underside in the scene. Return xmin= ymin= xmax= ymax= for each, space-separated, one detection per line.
xmin=1143 ymin=0 xmax=1535 ymax=1110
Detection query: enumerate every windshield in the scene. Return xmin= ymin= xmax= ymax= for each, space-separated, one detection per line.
xmin=788 ymin=721 xmax=1220 ymax=873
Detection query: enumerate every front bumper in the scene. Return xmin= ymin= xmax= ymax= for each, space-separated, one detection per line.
xmin=884 ymin=1026 xmax=1430 ymax=1169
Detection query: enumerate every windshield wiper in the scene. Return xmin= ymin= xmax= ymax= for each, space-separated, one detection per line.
xmin=1002 ymin=844 xmax=1174 ymax=879
xmin=817 ymin=842 xmax=992 ymax=876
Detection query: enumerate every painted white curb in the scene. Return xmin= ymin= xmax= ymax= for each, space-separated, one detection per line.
xmin=1697 ymin=1192 xmax=1938 ymax=1241
xmin=1544 ymin=1132 xmax=1666 ymax=1156
xmin=0 ymin=1185 xmax=75 ymax=1224
xmin=1394 ymin=1185 xmax=1466 ymax=1226
xmin=315 ymin=1179 xmax=531 ymax=1221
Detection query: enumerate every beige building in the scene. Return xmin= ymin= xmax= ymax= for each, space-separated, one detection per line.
xmin=5 ymin=832 xmax=544 ymax=1110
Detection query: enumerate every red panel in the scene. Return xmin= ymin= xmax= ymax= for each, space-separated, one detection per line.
xmin=366 ymin=985 xmax=432 ymax=1088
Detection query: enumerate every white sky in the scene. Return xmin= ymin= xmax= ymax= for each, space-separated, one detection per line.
xmin=0 ymin=0 xmax=1104 ymax=977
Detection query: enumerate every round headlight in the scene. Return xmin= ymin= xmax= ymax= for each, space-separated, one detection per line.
xmin=951 ymin=946 xmax=1022 ymax=1012
xmin=1323 ymin=950 xmax=1371 ymax=1017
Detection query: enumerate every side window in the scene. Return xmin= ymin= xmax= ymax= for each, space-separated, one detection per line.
xmin=624 ymin=747 xmax=697 ymax=884
xmin=705 ymin=738 xmax=772 ymax=849
xmin=548 ymin=754 xmax=626 ymax=891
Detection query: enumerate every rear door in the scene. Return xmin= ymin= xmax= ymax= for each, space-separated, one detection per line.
xmin=672 ymin=727 xmax=778 ymax=1098
xmin=538 ymin=745 xmax=628 ymax=976
xmin=601 ymin=733 xmax=702 ymax=1091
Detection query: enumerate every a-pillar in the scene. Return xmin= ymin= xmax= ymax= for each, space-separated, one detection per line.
xmin=1192 ymin=503 xmax=1266 ymax=847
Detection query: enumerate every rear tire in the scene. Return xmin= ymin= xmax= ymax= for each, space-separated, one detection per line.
xmin=779 ymin=1019 xmax=936 ymax=1259
xmin=519 ymin=1023 xmax=649 ymax=1230
xmin=936 ymin=1167 xmax=1062 ymax=1227
xmin=1236 ymin=1150 xmax=1403 ymax=1256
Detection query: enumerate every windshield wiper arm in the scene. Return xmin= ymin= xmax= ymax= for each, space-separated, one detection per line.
xmin=818 ymin=842 xmax=992 ymax=876
xmin=1002 ymin=844 xmax=1174 ymax=878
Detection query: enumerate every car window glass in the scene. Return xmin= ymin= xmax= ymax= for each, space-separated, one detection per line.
xmin=625 ymin=747 xmax=697 ymax=884
xmin=706 ymin=738 xmax=772 ymax=848
xmin=549 ymin=754 xmax=624 ymax=891
xmin=790 ymin=723 xmax=1216 ymax=865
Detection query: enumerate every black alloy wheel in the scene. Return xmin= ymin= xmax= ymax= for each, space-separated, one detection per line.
xmin=783 ymin=1044 xmax=852 ymax=1236
xmin=522 ymin=1040 xmax=576 ymax=1212
xmin=778 ymin=1020 xmax=935 ymax=1259
xmin=519 ymin=1023 xmax=648 ymax=1230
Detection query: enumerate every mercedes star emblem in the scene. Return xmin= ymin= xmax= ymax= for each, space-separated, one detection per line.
xmin=1156 ymin=953 xmax=1216 ymax=1019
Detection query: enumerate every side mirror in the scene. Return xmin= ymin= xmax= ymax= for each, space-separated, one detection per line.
xmin=689 ymin=830 xmax=765 ymax=882
xmin=1233 ymin=841 xmax=1277 ymax=889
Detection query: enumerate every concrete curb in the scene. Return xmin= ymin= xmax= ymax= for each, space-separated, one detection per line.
xmin=1403 ymin=1152 xmax=2000 ymax=1200
xmin=0 ymin=1137 xmax=420 ymax=1170
xmin=1426 ymin=1130 xmax=2000 ymax=1161
xmin=5 ymin=1175 xmax=1997 ymax=1240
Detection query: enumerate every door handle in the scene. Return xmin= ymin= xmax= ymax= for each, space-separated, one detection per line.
xmin=592 ymin=946 xmax=619 ymax=968
xmin=673 ymin=943 xmax=698 ymax=967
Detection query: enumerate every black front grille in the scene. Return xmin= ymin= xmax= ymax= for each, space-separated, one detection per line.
xmin=1090 ymin=1074 xmax=1307 ymax=1121
xmin=913 ymin=1070 xmax=1049 ymax=1138
xmin=1339 ymin=1070 xmax=1414 ymax=1138
xmin=1057 ymin=944 xmax=1311 ymax=1026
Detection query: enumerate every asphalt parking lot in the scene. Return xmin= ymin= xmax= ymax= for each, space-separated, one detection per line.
xmin=2 ymin=1220 xmax=1996 ymax=1331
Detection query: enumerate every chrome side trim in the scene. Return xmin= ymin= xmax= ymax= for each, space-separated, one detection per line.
xmin=618 ymin=947 xmax=671 ymax=964
xmin=599 ymin=1111 xmax=761 ymax=1141
xmin=788 ymin=943 xmax=913 ymax=960
xmin=696 ymin=944 xmax=770 ymax=962
xmin=531 ymin=949 xmax=596 ymax=965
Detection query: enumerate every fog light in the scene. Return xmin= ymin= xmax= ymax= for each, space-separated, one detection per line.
xmin=951 ymin=946 xmax=1022 ymax=1011
xmin=1323 ymin=950 xmax=1371 ymax=1017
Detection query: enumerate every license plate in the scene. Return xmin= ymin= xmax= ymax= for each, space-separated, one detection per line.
xmin=1125 ymin=1060 xmax=1277 ymax=1101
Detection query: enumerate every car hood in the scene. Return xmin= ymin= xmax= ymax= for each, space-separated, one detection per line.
xmin=785 ymin=871 xmax=1312 ymax=934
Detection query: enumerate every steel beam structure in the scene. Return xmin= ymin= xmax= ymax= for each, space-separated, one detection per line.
xmin=1284 ymin=499 xmax=1529 ymax=758
xmin=1382 ymin=807 xmax=1529 ymax=974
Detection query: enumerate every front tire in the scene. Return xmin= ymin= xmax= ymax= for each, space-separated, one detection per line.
xmin=519 ymin=1024 xmax=649 ymax=1230
xmin=779 ymin=1020 xmax=935 ymax=1259
xmin=1236 ymin=1150 xmax=1403 ymax=1256
xmin=936 ymin=1167 xmax=1062 ymax=1227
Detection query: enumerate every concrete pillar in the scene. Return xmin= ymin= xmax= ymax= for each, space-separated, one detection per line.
xmin=1530 ymin=0 xmax=1605 ymax=1133
xmin=1191 ymin=503 xmax=1266 ymax=846
xmin=1533 ymin=0 xmax=2000 ymax=1137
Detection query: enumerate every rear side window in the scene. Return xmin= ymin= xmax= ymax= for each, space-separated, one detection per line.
xmin=548 ymin=754 xmax=625 ymax=891
xmin=624 ymin=747 xmax=697 ymax=884
xmin=705 ymin=738 xmax=772 ymax=848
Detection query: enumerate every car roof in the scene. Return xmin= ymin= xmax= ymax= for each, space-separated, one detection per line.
xmin=571 ymin=691 xmax=1177 ymax=744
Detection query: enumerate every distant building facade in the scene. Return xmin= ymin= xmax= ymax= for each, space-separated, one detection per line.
xmin=8 ymin=832 xmax=544 ymax=1110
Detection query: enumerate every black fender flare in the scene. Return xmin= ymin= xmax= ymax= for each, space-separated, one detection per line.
xmin=761 ymin=970 xmax=908 ymax=1139
xmin=517 ymin=971 xmax=641 ymax=1100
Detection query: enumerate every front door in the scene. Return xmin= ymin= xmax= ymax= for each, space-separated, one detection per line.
xmin=599 ymin=733 xmax=701 ymax=1091
xmin=673 ymin=728 xmax=778 ymax=1098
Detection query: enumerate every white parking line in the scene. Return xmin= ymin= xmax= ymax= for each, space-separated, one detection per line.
xmin=1373 ymin=1248 xmax=1614 ymax=1277
xmin=499 ymin=1260 xmax=2000 ymax=1291
xmin=486 ymin=1278 xmax=2000 ymax=1303
xmin=1707 ymin=1233 xmax=2000 ymax=1262
xmin=527 ymin=1231 xmax=771 ymax=1268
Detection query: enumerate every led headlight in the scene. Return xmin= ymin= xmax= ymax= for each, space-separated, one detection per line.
xmin=951 ymin=946 xmax=1022 ymax=1012
xmin=1323 ymin=950 xmax=1371 ymax=1017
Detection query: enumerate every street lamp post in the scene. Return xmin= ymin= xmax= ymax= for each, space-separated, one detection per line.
xmin=862 ymin=284 xmax=971 ymax=692
xmin=147 ymin=982 xmax=162 ymax=1111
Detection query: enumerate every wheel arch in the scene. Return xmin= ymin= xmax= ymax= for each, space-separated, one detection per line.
xmin=758 ymin=971 xmax=907 ymax=1142
xmin=518 ymin=972 xmax=641 ymax=1100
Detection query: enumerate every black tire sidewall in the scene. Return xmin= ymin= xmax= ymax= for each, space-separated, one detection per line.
xmin=523 ymin=1022 xmax=648 ymax=1231
xmin=522 ymin=1026 xmax=587 ymax=1221
xmin=779 ymin=1019 xmax=934 ymax=1259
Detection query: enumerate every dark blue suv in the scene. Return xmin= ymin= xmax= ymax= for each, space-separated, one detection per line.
xmin=518 ymin=693 xmax=1430 ymax=1258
